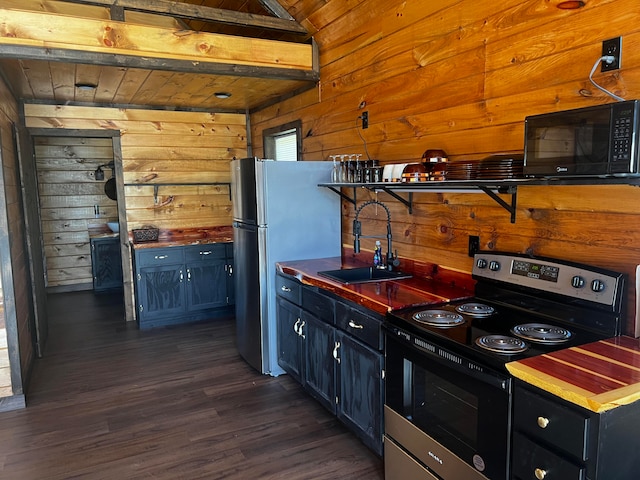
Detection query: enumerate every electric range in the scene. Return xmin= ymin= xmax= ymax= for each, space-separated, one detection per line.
xmin=383 ymin=251 xmax=626 ymax=480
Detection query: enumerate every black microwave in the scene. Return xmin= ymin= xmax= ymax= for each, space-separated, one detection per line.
xmin=524 ymin=100 xmax=640 ymax=177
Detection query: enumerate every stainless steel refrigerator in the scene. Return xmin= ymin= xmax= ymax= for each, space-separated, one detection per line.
xmin=231 ymin=158 xmax=341 ymax=375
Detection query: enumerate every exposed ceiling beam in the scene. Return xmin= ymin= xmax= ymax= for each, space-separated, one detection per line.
xmin=60 ymin=0 xmax=307 ymax=35
xmin=258 ymin=0 xmax=295 ymax=21
xmin=0 ymin=44 xmax=318 ymax=82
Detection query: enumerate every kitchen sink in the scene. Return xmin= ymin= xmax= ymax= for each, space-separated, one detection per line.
xmin=317 ymin=266 xmax=412 ymax=285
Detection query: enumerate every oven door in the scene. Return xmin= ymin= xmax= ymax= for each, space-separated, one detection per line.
xmin=384 ymin=324 xmax=512 ymax=480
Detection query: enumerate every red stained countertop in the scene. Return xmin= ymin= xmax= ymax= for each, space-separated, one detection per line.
xmin=507 ymin=336 xmax=640 ymax=412
xmin=276 ymin=254 xmax=475 ymax=315
xmin=130 ymin=226 xmax=233 ymax=249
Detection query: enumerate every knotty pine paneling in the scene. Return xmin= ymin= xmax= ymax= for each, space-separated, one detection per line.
xmin=24 ymin=105 xmax=246 ymax=232
xmin=252 ymin=0 xmax=640 ymax=336
xmin=34 ymin=136 xmax=115 ymax=288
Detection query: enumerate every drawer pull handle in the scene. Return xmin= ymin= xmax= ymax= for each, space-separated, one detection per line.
xmin=348 ymin=320 xmax=364 ymax=329
xmin=293 ymin=319 xmax=301 ymax=335
xmin=200 ymin=251 xmax=212 ymax=255
xmin=333 ymin=341 xmax=341 ymax=364
xmin=534 ymin=468 xmax=547 ymax=480
xmin=281 ymin=286 xmax=292 ymax=292
xmin=537 ymin=416 xmax=550 ymax=429
xmin=154 ymin=254 xmax=168 ymax=260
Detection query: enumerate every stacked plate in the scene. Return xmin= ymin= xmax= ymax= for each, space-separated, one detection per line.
xmin=445 ymin=155 xmax=524 ymax=180
xmin=445 ymin=159 xmax=481 ymax=180
xmin=477 ymin=154 xmax=524 ymax=179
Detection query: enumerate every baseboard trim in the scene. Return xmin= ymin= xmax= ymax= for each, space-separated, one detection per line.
xmin=0 ymin=393 xmax=26 ymax=412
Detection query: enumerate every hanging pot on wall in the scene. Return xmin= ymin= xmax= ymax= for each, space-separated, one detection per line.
xmin=104 ymin=177 xmax=117 ymax=201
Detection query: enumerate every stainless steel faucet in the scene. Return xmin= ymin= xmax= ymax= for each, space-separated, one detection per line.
xmin=353 ymin=200 xmax=399 ymax=270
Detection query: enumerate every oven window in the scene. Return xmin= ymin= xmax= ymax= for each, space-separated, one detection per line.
xmin=412 ymin=364 xmax=479 ymax=453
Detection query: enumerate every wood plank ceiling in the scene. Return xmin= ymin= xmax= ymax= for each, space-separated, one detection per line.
xmin=0 ymin=0 xmax=318 ymax=111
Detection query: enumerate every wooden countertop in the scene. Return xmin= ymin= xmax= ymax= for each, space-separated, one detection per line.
xmin=506 ymin=336 xmax=640 ymax=413
xmin=130 ymin=226 xmax=233 ymax=249
xmin=88 ymin=224 xmax=118 ymax=239
xmin=276 ymin=254 xmax=474 ymax=315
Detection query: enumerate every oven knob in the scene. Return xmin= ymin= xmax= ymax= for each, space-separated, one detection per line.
xmin=489 ymin=260 xmax=500 ymax=271
xmin=476 ymin=258 xmax=488 ymax=269
xmin=571 ymin=275 xmax=585 ymax=288
xmin=591 ymin=279 xmax=606 ymax=292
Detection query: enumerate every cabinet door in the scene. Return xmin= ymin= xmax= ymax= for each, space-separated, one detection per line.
xmin=137 ymin=264 xmax=185 ymax=320
xmin=276 ymin=297 xmax=303 ymax=384
xmin=91 ymin=238 xmax=122 ymax=292
xmin=303 ymin=311 xmax=336 ymax=414
xmin=336 ymin=332 xmax=384 ymax=456
xmin=186 ymin=258 xmax=228 ymax=310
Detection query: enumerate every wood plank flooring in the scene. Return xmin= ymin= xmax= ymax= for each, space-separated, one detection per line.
xmin=0 ymin=291 xmax=384 ymax=479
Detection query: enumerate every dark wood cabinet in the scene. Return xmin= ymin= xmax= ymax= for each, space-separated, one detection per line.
xmin=512 ymin=380 xmax=640 ymax=480
xmin=133 ymin=243 xmax=234 ymax=329
xmin=275 ymin=272 xmax=384 ymax=456
xmin=303 ymin=310 xmax=336 ymax=414
xmin=335 ymin=331 xmax=384 ymax=455
xmin=90 ymin=236 xmax=122 ymax=292
xmin=276 ymin=296 xmax=303 ymax=384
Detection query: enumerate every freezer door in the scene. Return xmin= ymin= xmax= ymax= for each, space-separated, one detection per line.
xmin=232 ymin=221 xmax=263 ymax=372
xmin=230 ymin=157 xmax=258 ymax=224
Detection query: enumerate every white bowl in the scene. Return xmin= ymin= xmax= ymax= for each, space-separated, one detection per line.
xmin=106 ymin=222 xmax=119 ymax=233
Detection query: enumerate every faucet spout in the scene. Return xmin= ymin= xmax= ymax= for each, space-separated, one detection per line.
xmin=353 ymin=200 xmax=397 ymax=270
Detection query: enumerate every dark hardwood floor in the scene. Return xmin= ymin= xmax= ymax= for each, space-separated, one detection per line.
xmin=0 ymin=291 xmax=384 ymax=479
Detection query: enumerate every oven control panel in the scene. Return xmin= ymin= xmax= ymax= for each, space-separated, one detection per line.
xmin=472 ymin=252 xmax=623 ymax=306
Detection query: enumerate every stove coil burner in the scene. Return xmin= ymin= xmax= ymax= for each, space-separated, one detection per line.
xmin=475 ymin=335 xmax=528 ymax=354
xmin=511 ymin=323 xmax=573 ymax=344
xmin=412 ymin=310 xmax=465 ymax=328
xmin=455 ymin=302 xmax=496 ymax=317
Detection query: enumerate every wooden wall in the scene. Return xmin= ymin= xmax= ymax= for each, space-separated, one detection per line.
xmin=0 ymin=73 xmax=32 ymax=397
xmin=35 ymin=136 xmax=115 ymax=288
xmin=252 ymin=0 xmax=640 ymax=336
xmin=24 ymin=104 xmax=247 ymax=321
xmin=24 ymin=105 xmax=247 ymax=232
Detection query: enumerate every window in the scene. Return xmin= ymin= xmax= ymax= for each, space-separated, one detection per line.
xmin=263 ymin=120 xmax=302 ymax=161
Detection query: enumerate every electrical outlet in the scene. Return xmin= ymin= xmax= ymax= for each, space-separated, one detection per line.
xmin=361 ymin=111 xmax=369 ymax=129
xmin=601 ymin=36 xmax=622 ymax=72
xmin=468 ymin=235 xmax=480 ymax=257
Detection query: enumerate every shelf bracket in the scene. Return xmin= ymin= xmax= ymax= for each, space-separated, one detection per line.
xmin=377 ymin=187 xmax=413 ymax=214
xmin=324 ymin=185 xmax=357 ymax=207
xmin=478 ymin=186 xmax=517 ymax=223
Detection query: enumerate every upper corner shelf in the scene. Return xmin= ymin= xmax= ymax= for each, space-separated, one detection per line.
xmin=318 ymin=177 xmax=640 ymax=224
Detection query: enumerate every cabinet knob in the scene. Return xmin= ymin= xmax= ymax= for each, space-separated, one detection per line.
xmin=534 ymin=468 xmax=547 ymax=480
xmin=537 ymin=416 xmax=550 ymax=429
xmin=281 ymin=286 xmax=292 ymax=292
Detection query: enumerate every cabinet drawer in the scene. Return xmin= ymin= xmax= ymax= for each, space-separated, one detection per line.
xmin=512 ymin=431 xmax=586 ymax=480
xmin=302 ymin=287 xmax=334 ymax=324
xmin=275 ymin=274 xmax=301 ymax=305
xmin=514 ymin=385 xmax=591 ymax=461
xmin=184 ymin=244 xmax=226 ymax=262
xmin=335 ymin=301 xmax=383 ymax=350
xmin=136 ymin=247 xmax=184 ymax=267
